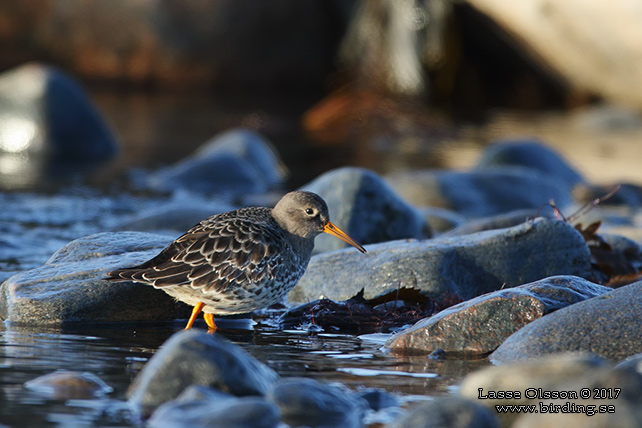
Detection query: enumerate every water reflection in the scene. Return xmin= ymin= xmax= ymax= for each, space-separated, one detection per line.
xmin=0 ymin=321 xmax=489 ymax=427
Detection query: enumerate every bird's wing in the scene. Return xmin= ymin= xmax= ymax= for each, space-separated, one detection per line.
xmin=108 ymin=216 xmax=284 ymax=294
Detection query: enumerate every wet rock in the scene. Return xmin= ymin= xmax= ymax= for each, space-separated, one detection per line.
xmin=357 ymin=389 xmax=400 ymax=411
xmin=474 ymin=140 xmax=585 ymax=190
xmin=491 ymin=280 xmax=642 ymax=362
xmin=290 ymin=218 xmax=595 ymax=304
xmin=148 ymin=129 xmax=285 ymax=195
xmin=385 ymin=168 xmax=573 ymax=217
xmin=24 ymin=370 xmax=113 ymax=399
xmin=385 ymin=276 xmax=611 ymax=356
xmin=301 ymin=167 xmax=430 ymax=254
xmin=149 ymin=395 xmax=280 ymax=428
xmin=267 ymin=377 xmax=366 ymax=428
xmin=128 ymin=329 xmax=278 ymax=416
xmin=389 ymin=396 xmax=499 ymax=428
xmin=616 ymin=353 xmax=642 ymax=373
xmin=0 ymin=231 xmax=189 ymax=324
xmin=0 ymin=63 xmax=118 ymax=161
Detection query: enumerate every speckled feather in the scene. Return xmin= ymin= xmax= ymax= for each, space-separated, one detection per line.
xmin=106 ymin=201 xmax=316 ymax=315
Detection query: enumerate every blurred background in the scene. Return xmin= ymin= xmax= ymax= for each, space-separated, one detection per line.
xmin=1 ymin=0 xmax=642 ymax=190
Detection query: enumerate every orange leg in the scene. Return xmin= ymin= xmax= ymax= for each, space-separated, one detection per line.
xmin=203 ymin=313 xmax=217 ymax=333
xmin=184 ymin=302 xmax=205 ymax=330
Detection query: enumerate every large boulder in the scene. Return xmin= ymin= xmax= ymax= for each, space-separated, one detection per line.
xmin=491 ymin=280 xmax=642 ymax=362
xmin=290 ymin=218 xmax=595 ymax=304
xmin=0 ymin=231 xmax=188 ymax=324
xmin=301 ymin=167 xmax=430 ymax=254
xmin=385 ymin=276 xmax=611 ymax=356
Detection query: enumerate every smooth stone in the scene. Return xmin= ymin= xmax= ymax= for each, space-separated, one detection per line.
xmin=491 ymin=280 xmax=642 ymax=362
xmin=389 ymin=396 xmax=499 ymax=428
xmin=24 ymin=370 xmax=113 ymax=399
xmin=385 ymin=167 xmax=573 ymax=217
xmin=385 ymin=276 xmax=611 ymax=356
xmin=267 ymin=377 xmax=366 ymax=428
xmin=148 ymin=396 xmax=280 ymax=428
xmin=0 ymin=231 xmax=189 ymax=324
xmin=148 ymin=129 xmax=284 ymax=195
xmin=301 ymin=167 xmax=430 ymax=254
xmin=616 ymin=353 xmax=642 ymax=373
xmin=128 ymin=330 xmax=278 ymax=416
xmin=443 ymin=209 xmax=556 ymax=237
xmin=290 ymin=218 xmax=595 ymax=304
xmin=195 ymin=129 xmax=286 ymax=188
xmin=474 ymin=140 xmax=585 ymax=190
xmin=0 ymin=63 xmax=118 ymax=160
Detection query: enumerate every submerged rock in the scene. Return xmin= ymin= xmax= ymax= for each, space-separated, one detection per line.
xmin=290 ymin=218 xmax=595 ymax=304
xmin=267 ymin=377 xmax=366 ymax=428
xmin=147 ymin=129 xmax=285 ymax=196
xmin=0 ymin=231 xmax=189 ymax=324
xmin=128 ymin=330 xmax=278 ymax=416
xmin=389 ymin=396 xmax=499 ymax=428
xmin=301 ymin=167 xmax=430 ymax=254
xmin=385 ymin=276 xmax=611 ymax=356
xmin=386 ymin=167 xmax=573 ymax=217
xmin=24 ymin=370 xmax=113 ymax=400
xmin=491 ymin=280 xmax=642 ymax=362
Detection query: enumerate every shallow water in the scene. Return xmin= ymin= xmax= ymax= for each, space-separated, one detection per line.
xmin=0 ymin=321 xmax=489 ymax=427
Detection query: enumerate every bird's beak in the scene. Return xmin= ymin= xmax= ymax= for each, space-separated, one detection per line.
xmin=323 ymin=222 xmax=367 ymax=253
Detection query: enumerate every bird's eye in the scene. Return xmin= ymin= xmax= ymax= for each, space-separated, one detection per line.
xmin=305 ymin=208 xmax=315 ymax=216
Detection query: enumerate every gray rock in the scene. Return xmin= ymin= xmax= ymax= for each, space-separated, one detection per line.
xmin=301 ymin=167 xmax=430 ymax=254
xmin=475 ymin=140 xmax=585 ymax=190
xmin=289 ymin=218 xmax=595 ymax=304
xmin=386 ymin=168 xmax=573 ymax=217
xmin=0 ymin=231 xmax=189 ymax=324
xmin=616 ymin=353 xmax=642 ymax=373
xmin=491 ymin=281 xmax=642 ymax=362
xmin=389 ymin=396 xmax=499 ymax=428
xmin=148 ymin=395 xmax=280 ymax=428
xmin=128 ymin=330 xmax=278 ymax=416
xmin=0 ymin=63 xmax=118 ymax=161
xmin=385 ymin=276 xmax=611 ymax=356
xmin=267 ymin=377 xmax=366 ymax=428
xmin=148 ymin=129 xmax=285 ymax=195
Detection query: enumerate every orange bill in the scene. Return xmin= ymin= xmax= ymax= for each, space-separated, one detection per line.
xmin=323 ymin=221 xmax=367 ymax=253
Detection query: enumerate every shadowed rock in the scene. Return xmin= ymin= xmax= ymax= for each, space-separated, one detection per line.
xmin=128 ymin=330 xmax=278 ymax=416
xmin=389 ymin=396 xmax=499 ymax=428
